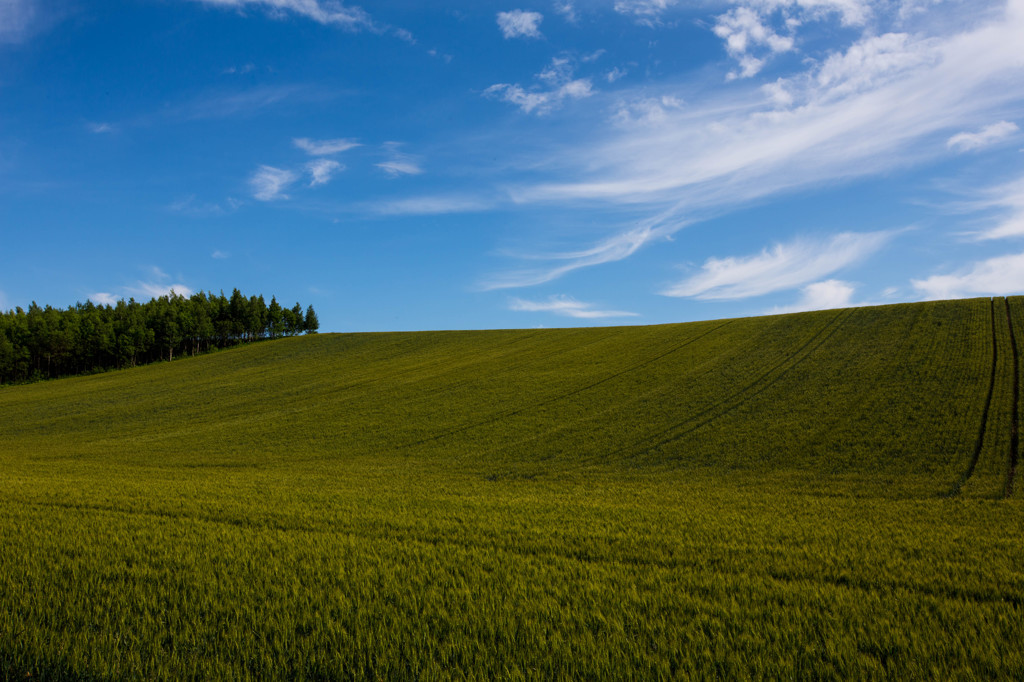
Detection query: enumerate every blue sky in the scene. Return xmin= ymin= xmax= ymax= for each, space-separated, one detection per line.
xmin=1 ymin=0 xmax=1023 ymax=332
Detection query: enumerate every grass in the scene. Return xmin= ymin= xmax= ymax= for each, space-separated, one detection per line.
xmin=1 ymin=297 xmax=1022 ymax=679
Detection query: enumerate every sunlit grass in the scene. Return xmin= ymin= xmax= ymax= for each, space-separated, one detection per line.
xmin=1 ymin=298 xmax=1022 ymax=679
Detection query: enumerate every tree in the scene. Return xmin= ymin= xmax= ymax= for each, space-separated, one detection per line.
xmin=304 ymin=305 xmax=319 ymax=334
xmin=267 ymin=297 xmax=284 ymax=339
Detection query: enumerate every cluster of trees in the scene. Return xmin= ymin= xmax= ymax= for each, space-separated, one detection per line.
xmin=0 ymin=289 xmax=319 ymax=384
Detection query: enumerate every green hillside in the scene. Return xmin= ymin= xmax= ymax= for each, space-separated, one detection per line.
xmin=1 ymin=298 xmax=1022 ymax=679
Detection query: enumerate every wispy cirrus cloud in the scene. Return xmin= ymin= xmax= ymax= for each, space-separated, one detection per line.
xmin=497 ymin=9 xmax=543 ymax=39
xmin=485 ymin=56 xmax=594 ymax=115
xmin=490 ymin=1 xmax=1024 ymax=288
xmin=913 ymin=250 xmax=1024 ymax=299
xmin=0 ymin=0 xmax=39 ymax=44
xmin=191 ymin=0 xmax=375 ymax=31
xmin=376 ymin=142 xmax=422 ymax=177
xmin=509 ymin=294 xmax=638 ymax=318
xmin=369 ymin=195 xmax=493 ymax=216
xmin=175 ymin=85 xmax=312 ymax=121
xmin=947 ymin=120 xmax=1019 ymax=151
xmin=662 ymin=231 xmax=892 ymax=300
xmin=167 ymin=195 xmax=243 ymax=216
xmin=553 ymin=1 xmax=577 ymax=23
xmin=306 ymin=159 xmax=343 ymax=186
xmin=90 ymin=267 xmax=193 ymax=305
xmin=973 ymin=176 xmax=1024 ymax=240
xmin=293 ymin=137 xmax=360 ymax=155
xmin=613 ymin=0 xmax=677 ymax=27
xmin=249 ymin=165 xmax=298 ymax=200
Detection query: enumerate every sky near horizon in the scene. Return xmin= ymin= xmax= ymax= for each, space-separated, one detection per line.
xmin=1 ymin=0 xmax=1023 ymax=332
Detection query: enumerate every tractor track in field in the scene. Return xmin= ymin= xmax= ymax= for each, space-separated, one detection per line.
xmin=616 ymin=308 xmax=850 ymax=460
xmin=948 ymin=298 xmax=999 ymax=497
xmin=1004 ymin=298 xmax=1019 ymax=498
xmin=21 ymin=497 xmax=1024 ymax=610
xmin=395 ymin=320 xmax=735 ymax=450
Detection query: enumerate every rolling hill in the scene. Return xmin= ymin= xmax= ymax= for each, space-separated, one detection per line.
xmin=1 ymin=297 xmax=1021 ymax=679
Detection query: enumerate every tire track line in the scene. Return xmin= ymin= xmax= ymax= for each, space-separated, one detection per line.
xmin=395 ymin=320 xmax=735 ymax=450
xmin=1004 ymin=298 xmax=1019 ymax=498
xmin=604 ymin=308 xmax=849 ymax=461
xmin=948 ymin=298 xmax=998 ymax=497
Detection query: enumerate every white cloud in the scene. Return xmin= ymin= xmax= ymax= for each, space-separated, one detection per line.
xmin=485 ymin=84 xmax=553 ymax=114
xmin=128 ymin=282 xmax=194 ymax=299
xmin=968 ymin=175 xmax=1024 ymax=239
xmin=212 ymin=250 xmax=230 ymax=259
xmin=768 ymin=279 xmax=857 ymax=313
xmin=482 ymin=216 xmax=688 ymax=289
xmin=192 ymin=0 xmax=376 ymax=31
xmin=173 ymin=85 xmax=308 ymax=121
xmin=554 ymin=1 xmax=576 ymax=23
xmin=307 ymin=159 xmax=343 ymax=186
xmin=497 ymin=10 xmax=543 ymax=39
xmin=814 ymin=32 xmax=936 ymax=97
xmin=662 ymin=231 xmax=892 ymax=299
xmin=293 ymin=137 xmax=360 ymax=155
xmin=0 ymin=0 xmax=36 ymax=44
xmin=612 ymin=95 xmax=684 ymax=126
xmin=606 ymin=67 xmax=627 ymax=83
xmin=485 ymin=56 xmax=594 ymax=115
xmin=494 ymin=3 xmax=1024 ymax=286
xmin=370 ymin=195 xmax=493 ymax=215
xmin=912 ymin=251 xmax=1024 ymax=299
xmin=249 ymin=165 xmax=297 ymax=200
xmin=87 ymin=122 xmax=115 ymax=134
xmin=374 ymin=142 xmax=423 ymax=177
xmin=167 ymin=195 xmax=242 ymax=216
xmin=89 ymin=292 xmax=118 ymax=306
xmin=613 ymin=0 xmax=677 ymax=26
xmin=509 ymin=294 xmax=639 ymax=318
xmin=947 ymin=120 xmax=1019 ymax=151
xmin=91 ymin=267 xmax=194 ymax=305
xmin=714 ymin=7 xmax=794 ymax=80
xmin=711 ymin=0 xmax=889 ymax=80
xmin=376 ymin=160 xmax=422 ymax=176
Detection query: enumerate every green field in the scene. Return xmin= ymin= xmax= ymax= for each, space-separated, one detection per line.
xmin=1 ymin=297 xmax=1022 ymax=679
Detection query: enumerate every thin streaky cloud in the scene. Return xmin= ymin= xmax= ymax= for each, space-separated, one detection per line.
xmin=191 ymin=0 xmax=377 ymax=31
xmin=662 ymin=231 xmax=893 ymax=300
xmin=250 ymin=165 xmax=297 ymax=200
xmin=493 ymin=3 xmax=1024 ymax=287
xmin=376 ymin=143 xmax=422 ymax=177
xmin=970 ymin=174 xmax=1024 ymax=240
xmin=509 ymin=294 xmax=638 ymax=318
xmin=0 ymin=0 xmax=36 ymax=44
xmin=376 ymin=160 xmax=422 ymax=177
xmin=293 ymin=137 xmax=361 ymax=155
xmin=947 ymin=120 xmax=1019 ymax=151
xmin=553 ymin=1 xmax=577 ymax=23
xmin=369 ymin=195 xmax=494 ymax=216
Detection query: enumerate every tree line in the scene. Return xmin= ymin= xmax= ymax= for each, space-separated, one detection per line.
xmin=0 ymin=289 xmax=319 ymax=384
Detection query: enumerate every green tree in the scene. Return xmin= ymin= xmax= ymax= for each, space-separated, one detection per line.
xmin=304 ymin=305 xmax=319 ymax=334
